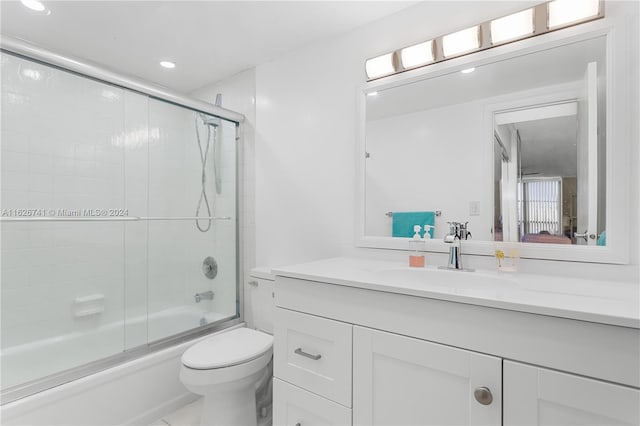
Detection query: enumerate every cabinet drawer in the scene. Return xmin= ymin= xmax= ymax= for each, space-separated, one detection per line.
xmin=274 ymin=308 xmax=352 ymax=406
xmin=274 ymin=378 xmax=352 ymax=426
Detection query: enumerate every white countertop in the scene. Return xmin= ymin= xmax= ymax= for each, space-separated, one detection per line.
xmin=272 ymin=257 xmax=640 ymax=329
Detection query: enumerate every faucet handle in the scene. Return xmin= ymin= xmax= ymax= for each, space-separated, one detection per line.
xmin=447 ymin=221 xmax=459 ymax=235
xmin=458 ymin=222 xmax=472 ymax=240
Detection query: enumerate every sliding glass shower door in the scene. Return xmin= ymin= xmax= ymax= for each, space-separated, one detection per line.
xmin=0 ymin=51 xmax=239 ymax=397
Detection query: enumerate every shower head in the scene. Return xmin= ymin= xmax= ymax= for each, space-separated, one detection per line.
xmin=199 ymin=112 xmax=221 ymax=128
xmin=198 ymin=93 xmax=223 ymax=127
xmin=203 ymin=116 xmax=221 ymax=128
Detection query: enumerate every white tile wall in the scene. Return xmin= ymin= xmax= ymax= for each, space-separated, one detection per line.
xmin=1 ymin=55 xmax=127 ymax=351
xmin=0 ymin=53 xmax=239 ymax=388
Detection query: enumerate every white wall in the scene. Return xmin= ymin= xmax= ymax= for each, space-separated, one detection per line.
xmin=251 ymin=0 xmax=639 ymax=280
xmin=253 ymin=1 xmax=530 ymax=268
xmin=365 ymin=100 xmax=490 ymax=240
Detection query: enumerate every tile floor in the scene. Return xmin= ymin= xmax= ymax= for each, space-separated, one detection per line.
xmin=149 ymin=398 xmax=202 ymax=426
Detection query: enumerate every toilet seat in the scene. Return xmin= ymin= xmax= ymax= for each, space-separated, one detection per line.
xmin=182 ymin=327 xmax=273 ymax=370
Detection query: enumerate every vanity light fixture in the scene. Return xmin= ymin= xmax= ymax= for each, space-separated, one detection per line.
xmin=365 ymin=52 xmax=396 ymax=80
xmin=364 ymin=0 xmax=603 ymax=81
xmin=159 ymin=60 xmax=176 ymax=69
xmin=547 ymin=0 xmax=600 ymax=29
xmin=442 ymin=26 xmax=480 ymax=58
xmin=490 ymin=8 xmax=535 ymax=45
xmin=400 ymin=40 xmax=434 ymax=69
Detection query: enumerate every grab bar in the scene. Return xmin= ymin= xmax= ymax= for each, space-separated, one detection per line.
xmin=0 ymin=216 xmax=232 ymax=222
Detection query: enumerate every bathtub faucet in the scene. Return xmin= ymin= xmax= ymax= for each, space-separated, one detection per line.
xmin=194 ymin=290 xmax=214 ymax=303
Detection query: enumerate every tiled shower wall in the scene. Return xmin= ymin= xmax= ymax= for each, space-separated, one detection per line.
xmin=0 ymin=52 xmax=238 ymax=388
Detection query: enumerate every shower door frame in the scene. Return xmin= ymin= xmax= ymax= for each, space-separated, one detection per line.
xmin=0 ymin=36 xmax=245 ymax=404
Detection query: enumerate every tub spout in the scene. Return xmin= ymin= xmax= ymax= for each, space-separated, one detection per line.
xmin=194 ymin=290 xmax=214 ymax=303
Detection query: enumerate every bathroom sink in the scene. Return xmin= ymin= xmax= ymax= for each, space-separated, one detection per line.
xmin=373 ymin=267 xmax=516 ymax=290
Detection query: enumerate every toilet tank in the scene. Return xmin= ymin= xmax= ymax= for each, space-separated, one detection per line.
xmin=245 ymin=267 xmax=275 ymax=334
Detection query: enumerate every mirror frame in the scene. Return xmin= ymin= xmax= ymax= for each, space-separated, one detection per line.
xmin=356 ymin=14 xmax=632 ymax=264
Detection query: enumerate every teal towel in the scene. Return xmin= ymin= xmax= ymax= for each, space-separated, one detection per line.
xmin=392 ymin=211 xmax=436 ymax=238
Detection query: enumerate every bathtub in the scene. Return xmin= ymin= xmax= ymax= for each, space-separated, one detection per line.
xmin=1 ymin=307 xmax=239 ymax=426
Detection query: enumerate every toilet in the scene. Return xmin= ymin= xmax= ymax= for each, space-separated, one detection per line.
xmin=180 ymin=268 xmax=275 ymax=426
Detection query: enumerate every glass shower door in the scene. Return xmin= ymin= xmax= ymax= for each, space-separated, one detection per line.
xmin=1 ymin=53 xmax=128 ymax=388
xmin=1 ymin=51 xmax=240 ymax=400
xmin=146 ymin=99 xmax=237 ymax=342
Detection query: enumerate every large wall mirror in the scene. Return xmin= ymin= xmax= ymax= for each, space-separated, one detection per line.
xmin=358 ymin=20 xmax=632 ymax=263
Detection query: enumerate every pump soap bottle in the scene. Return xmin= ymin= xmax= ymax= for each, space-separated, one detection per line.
xmin=409 ymin=225 xmax=425 ymax=268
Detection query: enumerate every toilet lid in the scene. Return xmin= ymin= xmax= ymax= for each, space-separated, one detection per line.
xmin=182 ymin=328 xmax=273 ymax=369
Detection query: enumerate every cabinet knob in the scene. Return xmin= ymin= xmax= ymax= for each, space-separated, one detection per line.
xmin=474 ymin=386 xmax=493 ymax=405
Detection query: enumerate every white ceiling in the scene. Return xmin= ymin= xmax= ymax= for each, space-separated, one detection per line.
xmin=0 ymin=0 xmax=417 ymax=92
xmin=509 ymin=116 xmax=578 ymax=178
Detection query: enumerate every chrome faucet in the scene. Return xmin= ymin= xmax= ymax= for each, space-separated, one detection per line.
xmin=441 ymin=222 xmax=473 ymax=271
xmin=194 ymin=290 xmax=214 ymax=303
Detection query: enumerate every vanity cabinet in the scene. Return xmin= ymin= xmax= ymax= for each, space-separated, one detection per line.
xmin=353 ymin=326 xmax=501 ymax=426
xmin=272 ymin=272 xmax=640 ymax=426
xmin=504 ymin=361 xmax=640 ymax=426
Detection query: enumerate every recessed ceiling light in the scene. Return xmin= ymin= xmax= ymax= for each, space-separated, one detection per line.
xmin=461 ymin=67 xmax=476 ymax=74
xmin=20 ymin=0 xmax=46 ymax=12
xmin=21 ymin=68 xmax=42 ymax=81
xmin=160 ymin=61 xmax=176 ymax=69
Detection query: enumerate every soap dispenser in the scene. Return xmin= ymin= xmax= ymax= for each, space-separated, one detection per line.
xmin=423 ymin=224 xmax=434 ymax=240
xmin=409 ymin=225 xmax=425 ymax=268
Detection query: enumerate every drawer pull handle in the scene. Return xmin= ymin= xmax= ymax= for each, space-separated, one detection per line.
xmin=294 ymin=348 xmax=322 ymax=360
xmin=474 ymin=386 xmax=493 ymax=405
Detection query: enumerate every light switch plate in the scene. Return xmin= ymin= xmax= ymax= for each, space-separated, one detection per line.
xmin=469 ymin=201 xmax=480 ymax=216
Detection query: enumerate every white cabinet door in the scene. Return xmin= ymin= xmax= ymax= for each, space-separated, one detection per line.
xmin=273 ymin=378 xmax=352 ymax=426
xmin=353 ymin=326 xmax=501 ymax=426
xmin=504 ymin=361 xmax=640 ymax=426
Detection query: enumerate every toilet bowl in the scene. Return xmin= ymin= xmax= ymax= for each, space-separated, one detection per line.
xmin=180 ymin=327 xmax=273 ymax=426
xmin=180 ymin=268 xmax=275 ymax=426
